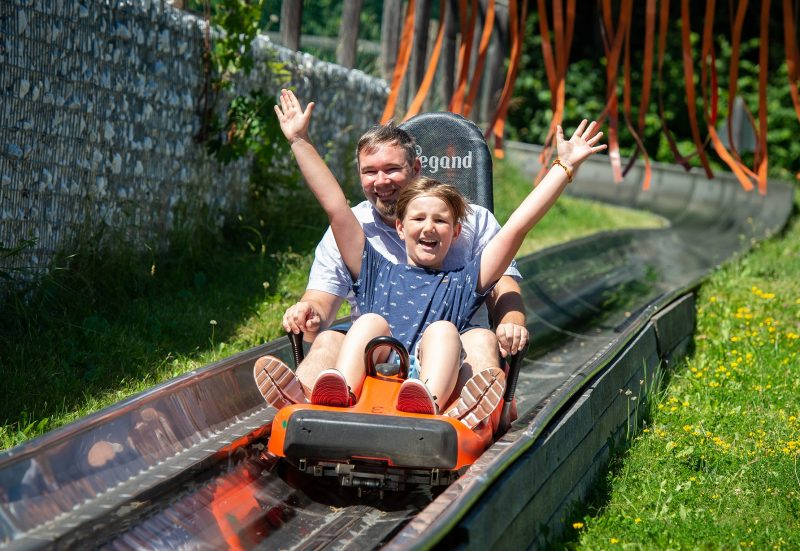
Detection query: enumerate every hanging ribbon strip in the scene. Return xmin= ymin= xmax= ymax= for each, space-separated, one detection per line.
xmin=450 ymin=0 xmax=477 ymax=113
xmin=782 ymin=0 xmax=800 ymax=179
xmin=379 ymin=0 xmax=778 ymax=191
xmin=485 ymin=0 xmax=529 ymax=159
xmin=620 ymin=0 xmax=653 ymax=189
xmin=638 ymin=0 xmax=656 ymax=139
xmin=462 ymin=0 xmax=495 ymax=116
xmin=533 ymin=0 xmax=575 ymax=180
xmin=679 ymin=0 xmax=714 ymax=178
xmin=755 ymin=0 xmax=771 ymax=194
xmin=784 ymin=0 xmax=800 ymax=122
xmin=381 ymin=0 xmax=417 ymax=123
xmin=703 ymin=0 xmax=755 ymax=191
xmin=597 ymin=0 xmax=633 ymax=183
xmin=655 ymin=0 xmax=690 ymax=171
xmin=725 ymin=0 xmax=761 ymax=182
xmin=404 ymin=0 xmax=448 ymax=120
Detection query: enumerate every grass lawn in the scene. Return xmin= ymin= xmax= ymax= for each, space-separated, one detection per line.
xmin=566 ymin=189 xmax=800 ymax=550
xmin=0 ymin=159 xmax=665 ymax=451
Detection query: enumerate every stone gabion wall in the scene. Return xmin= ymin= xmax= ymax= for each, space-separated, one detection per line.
xmin=0 ymin=0 xmax=387 ymax=284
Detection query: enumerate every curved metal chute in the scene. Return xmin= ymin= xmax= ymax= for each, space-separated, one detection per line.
xmin=0 ymin=151 xmax=793 ymax=549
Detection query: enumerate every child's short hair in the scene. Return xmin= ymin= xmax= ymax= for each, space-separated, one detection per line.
xmin=357 ymin=121 xmax=417 ymax=167
xmin=396 ymin=177 xmax=472 ymax=224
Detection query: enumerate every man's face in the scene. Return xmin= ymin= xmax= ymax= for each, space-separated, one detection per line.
xmin=358 ymin=144 xmax=419 ymax=223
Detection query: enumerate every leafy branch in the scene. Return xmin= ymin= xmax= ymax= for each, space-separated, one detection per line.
xmin=195 ymin=0 xmax=289 ymax=164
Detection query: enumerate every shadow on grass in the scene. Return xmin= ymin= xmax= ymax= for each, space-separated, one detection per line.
xmin=0 ymin=195 xmax=328 ymax=448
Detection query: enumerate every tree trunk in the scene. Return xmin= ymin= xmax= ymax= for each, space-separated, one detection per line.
xmin=481 ymin=0 xmax=507 ymax=124
xmin=410 ymin=0 xmax=433 ymax=98
xmin=441 ymin=0 xmax=460 ymax=108
xmin=337 ymin=0 xmax=364 ymax=68
xmin=381 ymin=0 xmax=404 ymax=81
xmin=465 ymin=0 xmax=483 ymax=122
xmin=280 ymin=0 xmax=303 ymax=51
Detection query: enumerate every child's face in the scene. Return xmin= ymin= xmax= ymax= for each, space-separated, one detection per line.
xmin=396 ymin=195 xmax=461 ymax=270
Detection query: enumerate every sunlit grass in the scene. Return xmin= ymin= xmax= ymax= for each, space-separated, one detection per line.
xmin=567 ymin=189 xmax=800 ymax=550
xmin=0 ymin=159 xmax=664 ymax=451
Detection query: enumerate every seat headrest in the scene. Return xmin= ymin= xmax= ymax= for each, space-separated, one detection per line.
xmin=399 ymin=112 xmax=494 ymax=212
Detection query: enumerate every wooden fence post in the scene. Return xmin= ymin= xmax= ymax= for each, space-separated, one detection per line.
xmin=337 ymin=0 xmax=364 ymax=68
xmin=280 ymin=0 xmax=303 ymax=50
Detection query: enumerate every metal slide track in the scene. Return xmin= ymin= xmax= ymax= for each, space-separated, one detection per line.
xmin=0 ymin=150 xmax=793 ymax=550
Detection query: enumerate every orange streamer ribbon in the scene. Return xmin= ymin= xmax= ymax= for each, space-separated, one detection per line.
xmin=382 ymin=0 xmax=417 ymax=123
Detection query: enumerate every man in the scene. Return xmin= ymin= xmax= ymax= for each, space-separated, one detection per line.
xmin=269 ymin=106 xmax=528 ymax=417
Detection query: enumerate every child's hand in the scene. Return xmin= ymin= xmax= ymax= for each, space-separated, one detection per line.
xmin=274 ymin=89 xmax=315 ymax=143
xmin=555 ymin=120 xmax=607 ymax=174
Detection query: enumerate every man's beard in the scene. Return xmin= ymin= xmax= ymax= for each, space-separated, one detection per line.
xmin=375 ymin=199 xmax=397 ymax=221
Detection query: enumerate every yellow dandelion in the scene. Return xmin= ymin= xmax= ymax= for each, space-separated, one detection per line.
xmin=610 ymin=538 xmax=620 ymax=544
xmin=572 ymin=522 xmax=584 ymax=529
xmin=634 ymin=518 xmax=642 ymax=524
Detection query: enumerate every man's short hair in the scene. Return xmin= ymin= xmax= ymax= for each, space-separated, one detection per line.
xmin=356 ymin=121 xmax=417 ymax=167
xmin=396 ymin=176 xmax=472 ymax=225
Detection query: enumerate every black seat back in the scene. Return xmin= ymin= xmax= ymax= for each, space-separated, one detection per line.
xmin=399 ymin=112 xmax=494 ymax=212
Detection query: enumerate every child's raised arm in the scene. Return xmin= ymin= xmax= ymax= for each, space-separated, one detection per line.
xmin=478 ymin=120 xmax=607 ymax=292
xmin=274 ymin=89 xmax=365 ymax=278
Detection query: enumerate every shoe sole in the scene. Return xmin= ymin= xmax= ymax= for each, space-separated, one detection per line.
xmin=396 ymin=379 xmax=436 ymax=415
xmin=253 ymin=356 xmax=306 ymax=409
xmin=446 ymin=368 xmax=505 ymax=430
xmin=311 ymin=371 xmax=351 ymax=407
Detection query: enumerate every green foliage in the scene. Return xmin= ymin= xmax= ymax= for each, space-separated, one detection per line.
xmin=194 ymin=0 xmax=290 ymax=166
xmin=205 ymin=90 xmax=285 ymax=164
xmin=210 ymin=0 xmax=264 ymax=76
xmin=510 ymin=13 xmax=800 ymax=181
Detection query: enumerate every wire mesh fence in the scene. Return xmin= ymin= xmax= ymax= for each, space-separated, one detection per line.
xmin=0 ymin=0 xmax=387 ymax=287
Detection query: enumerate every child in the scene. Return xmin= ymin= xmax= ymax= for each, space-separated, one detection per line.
xmin=263 ymin=89 xmax=606 ymax=426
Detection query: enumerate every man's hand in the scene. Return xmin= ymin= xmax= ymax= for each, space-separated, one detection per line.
xmin=282 ymin=301 xmax=322 ymax=334
xmin=496 ymin=322 xmax=529 ymax=358
xmin=274 ymin=88 xmax=314 ymax=143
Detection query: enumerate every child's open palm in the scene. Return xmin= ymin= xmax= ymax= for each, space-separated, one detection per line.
xmin=556 ymin=120 xmax=607 ymax=171
xmin=274 ymin=89 xmax=315 ymax=143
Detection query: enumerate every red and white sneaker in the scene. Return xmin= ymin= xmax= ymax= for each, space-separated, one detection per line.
xmin=445 ymin=368 xmax=505 ymax=430
xmin=253 ymin=355 xmax=307 ymax=409
xmin=311 ymin=369 xmax=354 ymax=407
xmin=396 ymin=379 xmax=438 ymax=415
